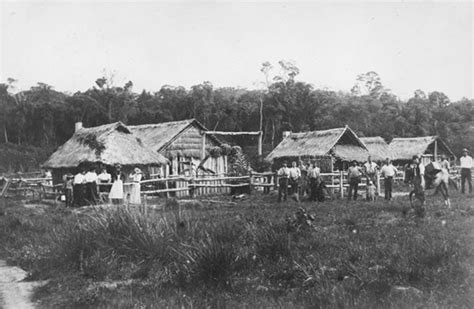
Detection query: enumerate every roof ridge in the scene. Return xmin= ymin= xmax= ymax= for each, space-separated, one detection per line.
xmin=128 ymin=119 xmax=195 ymax=129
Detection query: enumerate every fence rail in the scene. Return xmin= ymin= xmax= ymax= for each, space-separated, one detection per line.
xmin=138 ymin=171 xmax=407 ymax=200
xmin=1 ymin=166 xmax=471 ymax=203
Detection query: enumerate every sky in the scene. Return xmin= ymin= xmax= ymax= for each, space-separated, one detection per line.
xmin=0 ymin=1 xmax=472 ymax=101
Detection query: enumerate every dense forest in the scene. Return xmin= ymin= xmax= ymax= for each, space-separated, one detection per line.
xmin=0 ymin=61 xmax=473 ymax=172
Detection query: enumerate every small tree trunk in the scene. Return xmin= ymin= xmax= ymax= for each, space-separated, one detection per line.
xmin=3 ymin=125 xmax=8 ymax=143
xmin=271 ymin=120 xmax=275 ymax=149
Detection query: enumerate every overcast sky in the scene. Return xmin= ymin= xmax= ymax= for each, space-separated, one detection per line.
xmin=0 ymin=1 xmax=472 ymax=100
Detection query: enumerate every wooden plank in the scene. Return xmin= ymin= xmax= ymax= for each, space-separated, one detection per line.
xmin=189 ymin=183 xmax=250 ymax=188
xmin=204 ymin=131 xmax=262 ymax=136
xmin=1 ymin=179 xmax=11 ymax=197
xmin=141 ymin=177 xmax=191 ymax=184
xmin=201 ymin=134 xmax=206 ymax=160
xmin=142 ymin=187 xmax=190 ymax=194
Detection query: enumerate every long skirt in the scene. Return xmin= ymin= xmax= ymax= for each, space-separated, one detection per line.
xmin=85 ymin=182 xmax=98 ymax=205
xmin=130 ymin=183 xmax=141 ymax=204
xmin=109 ymin=179 xmax=124 ymax=202
xmin=73 ymin=184 xmax=85 ymax=207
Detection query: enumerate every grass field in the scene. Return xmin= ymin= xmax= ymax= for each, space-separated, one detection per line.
xmin=1 ymin=191 xmax=473 ymax=308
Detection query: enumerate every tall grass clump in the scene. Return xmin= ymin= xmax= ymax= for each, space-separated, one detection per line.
xmin=185 ymin=223 xmax=242 ymax=287
xmin=50 ymin=207 xmax=178 ymax=280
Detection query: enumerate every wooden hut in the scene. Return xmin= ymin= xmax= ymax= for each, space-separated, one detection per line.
xmin=265 ymin=126 xmax=369 ymax=172
xmin=389 ymin=136 xmax=456 ymax=166
xmin=129 ymin=119 xmax=228 ymax=177
xmin=359 ymin=137 xmax=392 ymax=162
xmin=43 ymin=122 xmax=168 ymax=184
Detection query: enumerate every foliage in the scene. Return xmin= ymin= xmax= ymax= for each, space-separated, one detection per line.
xmin=0 ymin=68 xmax=473 ymax=170
xmin=219 ymin=143 xmax=232 ymax=156
xmin=77 ymin=133 xmax=106 ymax=157
xmin=0 ymin=194 xmax=473 ymax=308
xmin=209 ymin=146 xmax=222 ymax=158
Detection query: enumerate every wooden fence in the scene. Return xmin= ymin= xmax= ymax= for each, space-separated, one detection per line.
xmin=1 ymin=166 xmax=470 ymax=203
xmin=139 ymin=171 xmax=406 ymax=201
xmin=140 ymin=172 xmax=275 ymax=200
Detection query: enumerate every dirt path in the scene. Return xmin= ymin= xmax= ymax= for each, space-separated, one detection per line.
xmin=0 ymin=260 xmax=41 ymax=309
xmin=467 ymin=217 xmax=474 ymax=303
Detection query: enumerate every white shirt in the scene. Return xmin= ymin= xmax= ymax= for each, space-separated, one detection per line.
xmin=380 ymin=164 xmax=398 ymax=177
xmin=412 ymin=163 xmax=425 ymax=176
xmin=440 ymin=159 xmax=450 ymax=171
xmin=73 ymin=173 xmax=85 ymax=185
xmin=278 ymin=167 xmax=290 ymax=178
xmin=84 ymin=171 xmax=98 ymax=183
xmin=98 ymin=172 xmax=111 ymax=183
xmin=308 ymin=166 xmax=321 ymax=178
xmin=131 ymin=173 xmax=143 ymax=182
xmin=460 ymin=155 xmax=473 ymax=169
xmin=289 ymin=167 xmax=301 ymax=179
xmin=364 ymin=161 xmax=378 ymax=174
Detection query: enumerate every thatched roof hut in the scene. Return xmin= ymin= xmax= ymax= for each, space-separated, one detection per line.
xmin=389 ymin=136 xmax=455 ymax=164
xmin=129 ymin=119 xmax=221 ymax=158
xmin=129 ymin=119 xmax=227 ymax=177
xmin=359 ymin=137 xmax=392 ymax=161
xmin=266 ymin=126 xmax=369 ymax=164
xmin=43 ymin=122 xmax=168 ymax=168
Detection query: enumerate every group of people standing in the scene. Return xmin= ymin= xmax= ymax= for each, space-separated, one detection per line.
xmin=277 ymin=160 xmax=324 ymax=202
xmin=276 ymin=155 xmax=402 ymax=203
xmin=347 ymin=156 xmax=399 ymax=201
xmin=64 ymin=164 xmax=144 ymax=207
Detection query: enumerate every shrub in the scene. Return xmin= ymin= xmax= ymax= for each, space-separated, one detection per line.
xmin=253 ymin=221 xmax=291 ymax=262
xmin=178 ymin=221 xmax=243 ymax=288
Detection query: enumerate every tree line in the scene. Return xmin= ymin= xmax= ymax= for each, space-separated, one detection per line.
xmin=0 ymin=62 xmax=473 ymax=158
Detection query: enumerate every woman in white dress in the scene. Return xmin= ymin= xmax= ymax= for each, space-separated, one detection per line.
xmin=109 ymin=164 xmax=124 ymax=204
xmin=129 ymin=167 xmax=143 ymax=204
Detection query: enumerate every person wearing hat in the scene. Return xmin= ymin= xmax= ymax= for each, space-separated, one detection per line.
xmin=277 ymin=161 xmax=290 ymax=202
xmin=411 ymin=154 xmax=425 ymax=199
xmin=62 ymin=173 xmax=74 ymax=207
xmin=288 ymin=161 xmax=301 ymax=202
xmin=129 ymin=167 xmax=143 ymax=204
xmin=347 ymin=160 xmax=363 ymax=201
xmin=439 ymin=154 xmax=450 ymax=172
xmin=308 ymin=161 xmax=321 ymax=201
xmin=460 ymin=148 xmax=472 ymax=194
xmin=363 ymin=156 xmax=379 ymax=195
xmin=379 ymin=158 xmax=398 ymax=200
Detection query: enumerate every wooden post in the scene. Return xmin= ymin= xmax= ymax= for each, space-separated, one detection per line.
xmin=143 ymin=193 xmax=147 ymax=216
xmin=274 ymin=172 xmax=278 ymax=191
xmin=258 ymin=131 xmax=263 ymax=156
xmin=201 ymin=133 xmax=206 ymax=160
xmin=376 ymin=174 xmax=381 ymax=196
xmin=339 ymin=171 xmax=344 ymax=199
xmin=165 ymin=178 xmax=169 ymax=199
xmin=249 ymin=172 xmax=253 ymax=195
xmin=434 ymin=139 xmax=438 ymax=162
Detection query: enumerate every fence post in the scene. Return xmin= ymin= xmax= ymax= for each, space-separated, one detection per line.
xmin=142 ymin=193 xmax=147 ymax=216
xmin=376 ymin=174 xmax=381 ymax=196
xmin=249 ymin=172 xmax=253 ymax=195
xmin=165 ymin=178 xmax=169 ymax=199
xmin=339 ymin=171 xmax=344 ymax=199
xmin=274 ymin=172 xmax=278 ymax=191
xmin=189 ymin=177 xmax=194 ymax=198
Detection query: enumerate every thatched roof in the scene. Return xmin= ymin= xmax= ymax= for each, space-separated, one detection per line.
xmin=44 ymin=122 xmax=168 ymax=168
xmin=359 ymin=136 xmax=392 ymax=161
xmin=266 ymin=126 xmax=369 ymax=162
xmin=129 ymin=119 xmax=221 ymax=158
xmin=389 ymin=136 xmax=455 ymax=161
